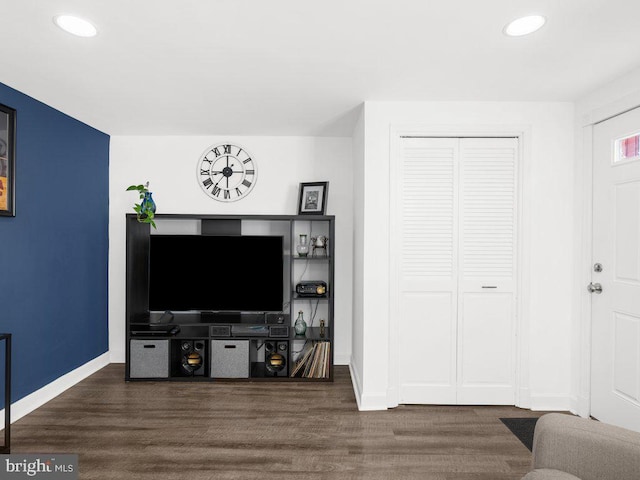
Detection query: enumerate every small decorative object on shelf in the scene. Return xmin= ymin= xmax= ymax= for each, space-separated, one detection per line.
xmin=294 ymin=310 xmax=307 ymax=336
xmin=297 ymin=181 xmax=329 ymax=215
xmin=126 ymin=182 xmax=157 ymax=228
xmin=319 ymin=319 xmax=326 ymax=338
xmin=142 ymin=191 xmax=156 ymax=214
xmin=310 ymin=235 xmax=329 ymax=257
xmin=296 ymin=234 xmax=309 ymax=257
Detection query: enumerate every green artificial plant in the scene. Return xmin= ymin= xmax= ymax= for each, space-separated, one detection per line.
xmin=126 ymin=182 xmax=156 ymax=228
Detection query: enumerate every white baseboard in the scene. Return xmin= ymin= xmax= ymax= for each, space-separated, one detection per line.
xmin=348 ymin=358 xmax=387 ymax=411
xmin=358 ymin=392 xmax=388 ymax=411
xmin=571 ymin=394 xmax=590 ymax=418
xmin=530 ymin=394 xmax=571 ymax=412
xmin=0 ymin=352 xmax=110 ymax=427
xmin=386 ymin=386 xmax=398 ymax=409
xmin=517 ymin=387 xmax=531 ymax=409
xmin=348 ymin=358 xmax=363 ymax=410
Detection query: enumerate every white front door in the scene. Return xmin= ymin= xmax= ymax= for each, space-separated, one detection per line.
xmin=396 ymin=137 xmax=518 ymax=405
xmin=591 ymin=107 xmax=640 ymax=432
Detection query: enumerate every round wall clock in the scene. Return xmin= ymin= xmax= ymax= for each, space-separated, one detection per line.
xmin=196 ymin=143 xmax=257 ymax=202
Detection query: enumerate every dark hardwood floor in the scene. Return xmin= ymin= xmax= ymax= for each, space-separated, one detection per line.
xmin=10 ymin=365 xmax=545 ymax=479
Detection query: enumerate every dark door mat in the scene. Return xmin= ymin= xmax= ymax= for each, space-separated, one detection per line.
xmin=500 ymin=417 xmax=538 ymax=451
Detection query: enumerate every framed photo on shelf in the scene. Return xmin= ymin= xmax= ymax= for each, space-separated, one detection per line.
xmin=0 ymin=103 xmax=16 ymax=217
xmin=297 ymin=181 xmax=329 ymax=215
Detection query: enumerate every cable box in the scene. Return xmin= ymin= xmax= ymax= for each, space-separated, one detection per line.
xmin=131 ymin=324 xmax=180 ymax=336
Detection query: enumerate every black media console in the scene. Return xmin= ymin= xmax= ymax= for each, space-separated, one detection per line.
xmin=125 ymin=214 xmax=335 ymax=382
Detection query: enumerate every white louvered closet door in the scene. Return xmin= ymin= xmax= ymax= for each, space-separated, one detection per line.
xmin=397 ymin=137 xmax=517 ymax=405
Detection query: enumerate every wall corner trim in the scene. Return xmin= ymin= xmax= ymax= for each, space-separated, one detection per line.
xmin=517 ymin=387 xmax=531 ymax=409
xmin=0 ymin=352 xmax=110 ymax=426
xmin=349 ymin=359 xmax=388 ymax=411
xmin=357 ymin=393 xmax=389 ymax=411
xmin=349 ymin=358 xmax=364 ymax=410
xmin=572 ymin=394 xmax=591 ymax=418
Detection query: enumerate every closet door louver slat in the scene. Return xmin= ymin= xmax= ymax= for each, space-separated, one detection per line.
xmin=460 ymin=142 xmax=516 ymax=280
xmin=400 ymin=142 xmax=456 ymax=278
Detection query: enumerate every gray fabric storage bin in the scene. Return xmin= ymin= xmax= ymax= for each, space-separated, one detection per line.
xmin=130 ymin=339 xmax=169 ymax=378
xmin=211 ymin=339 xmax=249 ymax=378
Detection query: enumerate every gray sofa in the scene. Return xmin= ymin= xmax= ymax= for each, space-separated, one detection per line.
xmin=522 ymin=413 xmax=640 ymax=480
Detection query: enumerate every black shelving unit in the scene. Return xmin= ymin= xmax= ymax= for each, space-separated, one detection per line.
xmin=125 ymin=214 xmax=335 ymax=382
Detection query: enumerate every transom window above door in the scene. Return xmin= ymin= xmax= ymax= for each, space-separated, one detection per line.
xmin=614 ymin=132 xmax=640 ymax=164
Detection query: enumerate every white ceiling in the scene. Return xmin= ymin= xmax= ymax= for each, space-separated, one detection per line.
xmin=1 ymin=0 xmax=640 ymax=137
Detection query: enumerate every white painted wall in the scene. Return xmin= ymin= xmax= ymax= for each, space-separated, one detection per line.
xmin=353 ymin=101 xmax=575 ymax=410
xmin=109 ymin=136 xmax=353 ymax=365
xmin=350 ymin=106 xmax=365 ymax=407
xmin=572 ymin=67 xmax=640 ymax=417
xmin=577 ymin=66 xmax=640 ymax=124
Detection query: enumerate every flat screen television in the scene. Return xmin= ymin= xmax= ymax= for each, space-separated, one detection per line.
xmin=149 ymin=235 xmax=284 ymax=312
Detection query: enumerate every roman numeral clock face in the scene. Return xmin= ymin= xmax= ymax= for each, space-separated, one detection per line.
xmin=197 ymin=143 xmax=257 ymax=202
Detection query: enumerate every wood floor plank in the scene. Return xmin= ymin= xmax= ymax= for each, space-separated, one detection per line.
xmin=9 ymin=365 xmax=549 ymax=479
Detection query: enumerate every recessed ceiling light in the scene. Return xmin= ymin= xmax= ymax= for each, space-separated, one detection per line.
xmin=503 ymin=15 xmax=546 ymax=37
xmin=54 ymin=15 xmax=97 ymax=37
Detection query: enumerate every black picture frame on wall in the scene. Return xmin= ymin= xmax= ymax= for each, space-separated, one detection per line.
xmin=0 ymin=104 xmax=16 ymax=217
xmin=297 ymin=181 xmax=329 ymax=215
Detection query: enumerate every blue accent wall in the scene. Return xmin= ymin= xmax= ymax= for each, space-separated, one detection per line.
xmin=0 ymin=82 xmax=109 ymax=407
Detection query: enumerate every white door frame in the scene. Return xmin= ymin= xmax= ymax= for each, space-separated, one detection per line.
xmin=575 ymin=97 xmax=640 ymax=418
xmin=388 ymin=124 xmax=531 ymax=409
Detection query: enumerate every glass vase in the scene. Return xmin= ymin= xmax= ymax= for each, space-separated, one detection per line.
xmin=296 ymin=234 xmax=309 ymax=257
xmin=141 ymin=191 xmax=156 ymax=214
xmin=294 ymin=310 xmax=307 ymax=335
